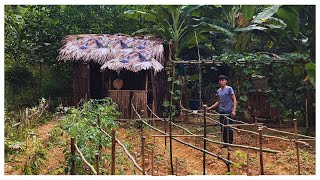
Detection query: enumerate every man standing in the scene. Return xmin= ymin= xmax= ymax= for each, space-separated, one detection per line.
xmin=207 ymin=75 xmax=237 ymax=147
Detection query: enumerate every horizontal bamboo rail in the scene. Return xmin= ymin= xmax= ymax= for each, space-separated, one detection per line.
xmin=152 ymin=134 xmax=216 ymax=137
xmin=140 ymin=118 xmax=234 ymax=165
xmin=182 ymin=105 xmax=315 ymax=140
xmin=146 ymin=105 xmax=194 ymax=135
xmin=74 ymin=144 xmax=97 ymax=175
xmin=147 ymin=104 xmax=281 ymax=153
xmin=136 ymin=104 xmax=234 ymax=165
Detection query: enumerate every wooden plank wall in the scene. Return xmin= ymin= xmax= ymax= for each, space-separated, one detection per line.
xmin=108 ymin=90 xmax=147 ymax=119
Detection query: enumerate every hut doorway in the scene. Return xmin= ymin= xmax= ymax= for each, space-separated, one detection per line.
xmin=90 ymin=62 xmax=104 ymax=99
xmin=106 ymin=70 xmax=150 ymax=119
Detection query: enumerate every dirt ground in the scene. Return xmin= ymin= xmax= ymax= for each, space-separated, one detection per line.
xmin=115 ymin=119 xmax=316 ymax=175
xmin=4 ymin=115 xmax=316 ymax=175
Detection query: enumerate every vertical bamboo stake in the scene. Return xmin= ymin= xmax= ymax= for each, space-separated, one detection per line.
xmin=141 ymin=136 xmax=146 ymax=175
xmin=254 ymin=116 xmax=258 ymax=156
xmin=97 ymin=113 xmax=101 ymax=127
xmin=305 ymin=98 xmax=309 ymax=130
xmin=151 ymin=147 xmax=154 ymax=176
xmin=227 ymin=115 xmax=231 ymax=173
xmin=98 ymin=113 xmax=101 ymax=154
xmin=227 ymin=152 xmax=231 ymax=173
xmin=226 ymin=115 xmax=230 ymax=148
xmin=164 ymin=117 xmax=167 ymax=149
xmin=246 ymin=153 xmax=250 ymax=176
xmin=293 ymin=119 xmax=301 ymax=175
xmin=203 ymin=105 xmax=207 ymax=175
xmin=111 ymin=130 xmax=116 ymax=175
xmin=95 ymin=153 xmax=100 ymax=175
xmin=169 ymin=116 xmax=174 ymax=175
xmin=258 ymin=127 xmax=264 ymax=175
xmin=71 ymin=137 xmax=76 ymax=175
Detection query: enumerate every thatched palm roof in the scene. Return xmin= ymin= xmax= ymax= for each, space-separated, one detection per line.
xmin=58 ymin=34 xmax=165 ymax=73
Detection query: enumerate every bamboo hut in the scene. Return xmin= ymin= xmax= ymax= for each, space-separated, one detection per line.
xmin=58 ymin=34 xmax=169 ymax=118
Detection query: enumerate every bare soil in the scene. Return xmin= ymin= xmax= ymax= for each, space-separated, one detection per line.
xmin=4 ymin=115 xmax=316 ymax=175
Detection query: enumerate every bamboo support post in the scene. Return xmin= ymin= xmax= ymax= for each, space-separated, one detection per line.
xmin=140 ymin=110 xmax=144 ymax=134
xmin=227 ymin=152 xmax=230 ymax=173
xmin=164 ymin=117 xmax=167 ymax=149
xmin=111 ymin=130 xmax=116 ymax=175
xmin=258 ymin=127 xmax=264 ymax=175
xmin=141 ymin=136 xmax=146 ymax=175
xmin=151 ymin=148 xmax=154 ymax=176
xmin=97 ymin=114 xmax=101 ymax=127
xmin=97 ymin=113 xmax=101 ymax=154
xmin=293 ymin=119 xmax=301 ymax=175
xmin=203 ymin=104 xmax=207 ymax=175
xmin=99 ymin=125 xmax=144 ymax=174
xmin=95 ymin=153 xmax=100 ymax=175
xmin=169 ymin=116 xmax=174 ymax=175
xmin=71 ymin=137 xmax=76 ymax=175
xmin=254 ymin=116 xmax=258 ymax=156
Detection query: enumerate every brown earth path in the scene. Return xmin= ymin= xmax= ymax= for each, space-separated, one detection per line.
xmin=4 ymin=116 xmax=66 ymax=175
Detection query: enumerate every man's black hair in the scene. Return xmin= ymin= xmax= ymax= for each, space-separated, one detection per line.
xmin=218 ymin=75 xmax=228 ymax=80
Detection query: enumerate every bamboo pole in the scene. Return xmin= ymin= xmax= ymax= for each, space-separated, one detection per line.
xmin=227 ymin=151 xmax=231 ymax=173
xmin=169 ymin=116 xmax=174 ymax=175
xmin=293 ymin=119 xmax=301 ymax=175
xmin=141 ymin=136 xmax=146 ymax=175
xmin=74 ymin=144 xmax=97 ymax=175
xmin=99 ymin=126 xmax=144 ymax=174
xmin=151 ymin=148 xmax=154 ymax=176
xmin=258 ymin=127 xmax=264 ymax=175
xmin=254 ymin=116 xmax=258 ymax=156
xmin=111 ymin=130 xmax=116 ymax=175
xmin=305 ymin=97 xmax=309 ymax=130
xmin=203 ymin=104 xmax=207 ymax=175
xmin=164 ymin=117 xmax=167 ymax=149
xmin=152 ymin=134 xmax=216 ymax=137
xmin=95 ymin=153 xmax=100 ymax=175
xmin=71 ymin=137 xmax=76 ymax=175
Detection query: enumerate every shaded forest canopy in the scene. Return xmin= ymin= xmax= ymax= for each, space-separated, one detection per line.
xmin=5 ymin=5 xmax=315 ymax=127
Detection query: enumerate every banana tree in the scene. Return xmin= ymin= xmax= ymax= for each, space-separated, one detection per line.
xmin=196 ymin=5 xmax=287 ymax=53
xmin=124 ymin=5 xmax=205 ymax=60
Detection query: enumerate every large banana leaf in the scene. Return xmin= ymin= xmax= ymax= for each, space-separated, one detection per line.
xmin=193 ymin=17 xmax=235 ymax=38
xmin=276 ymin=7 xmax=300 ymax=37
xmin=241 ymin=5 xmax=256 ymax=20
xmin=305 ymin=63 xmax=315 ymax=87
xmin=264 ymin=17 xmax=287 ymax=28
xmin=124 ymin=10 xmax=157 ymax=22
xmin=235 ymin=26 xmax=267 ymax=32
xmin=252 ymin=5 xmax=280 ymax=24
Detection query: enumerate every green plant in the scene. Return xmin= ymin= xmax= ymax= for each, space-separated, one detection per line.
xmin=60 ymin=98 xmax=120 ymax=174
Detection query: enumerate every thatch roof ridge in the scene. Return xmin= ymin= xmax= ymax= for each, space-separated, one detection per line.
xmin=58 ymin=34 xmax=165 ymax=73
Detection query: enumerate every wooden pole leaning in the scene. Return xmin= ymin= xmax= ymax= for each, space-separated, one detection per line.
xmin=111 ymin=130 xmax=116 ymax=175
xmin=71 ymin=137 xmax=76 ymax=175
xmin=293 ymin=119 xmax=301 ymax=175
xmin=141 ymin=136 xmax=146 ymax=175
